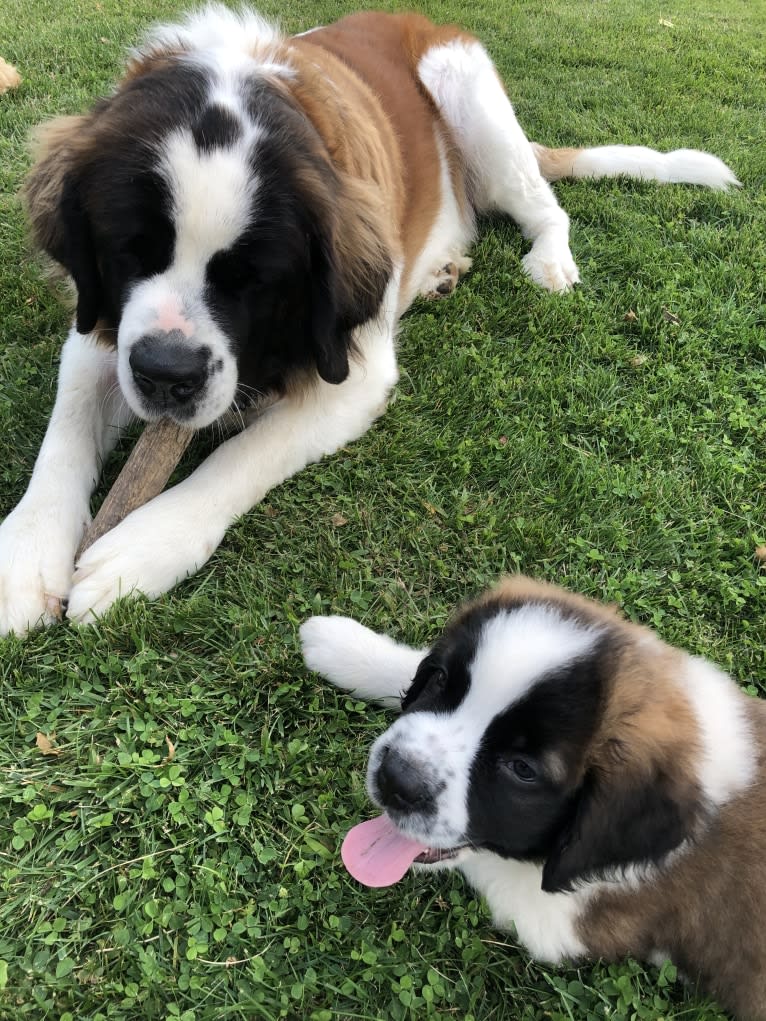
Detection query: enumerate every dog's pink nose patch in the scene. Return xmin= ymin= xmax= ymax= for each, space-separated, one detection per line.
xmin=154 ymin=298 xmax=194 ymax=337
xmin=342 ymin=815 xmax=428 ymax=887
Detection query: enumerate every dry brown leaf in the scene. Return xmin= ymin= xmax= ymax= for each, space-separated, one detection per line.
xmin=630 ymin=354 xmax=648 ymax=367
xmin=659 ymin=18 xmax=674 ymax=27
xmin=163 ymin=736 xmax=176 ymax=763
xmin=662 ymin=307 xmax=681 ymax=325
xmin=331 ymin=513 xmax=348 ymax=527
xmin=623 ymin=309 xmax=637 ymax=322
xmin=422 ymin=500 xmax=444 ymax=517
xmin=36 ymin=732 xmax=61 ymax=757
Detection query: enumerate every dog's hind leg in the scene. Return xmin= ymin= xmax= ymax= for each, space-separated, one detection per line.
xmin=418 ymin=256 xmax=474 ymax=300
xmin=418 ymin=38 xmax=579 ymax=292
xmin=301 ymin=616 xmax=425 ymax=708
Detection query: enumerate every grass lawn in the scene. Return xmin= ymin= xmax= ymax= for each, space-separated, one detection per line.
xmin=1 ymin=0 xmax=765 ymax=1018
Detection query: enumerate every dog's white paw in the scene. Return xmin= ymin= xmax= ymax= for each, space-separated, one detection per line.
xmin=300 ymin=615 xmax=425 ymax=706
xmin=418 ymin=255 xmax=473 ymax=300
xmin=522 ymin=244 xmax=580 ymax=292
xmin=67 ymin=492 xmax=222 ymax=623
xmin=0 ymin=500 xmax=86 ymax=636
xmin=300 ymin=616 xmax=371 ymax=681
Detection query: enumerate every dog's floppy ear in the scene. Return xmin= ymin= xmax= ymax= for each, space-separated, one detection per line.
xmin=308 ymin=228 xmax=352 ymax=385
xmin=56 ymin=175 xmax=103 ymax=335
xmin=23 ymin=115 xmax=104 ymax=334
xmin=308 ymin=174 xmax=393 ymax=385
xmin=541 ymin=757 xmax=703 ymax=893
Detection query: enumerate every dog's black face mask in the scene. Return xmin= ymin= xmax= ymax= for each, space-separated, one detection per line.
xmin=368 ymin=597 xmax=701 ymax=890
xmin=25 ymin=62 xmax=393 ymax=427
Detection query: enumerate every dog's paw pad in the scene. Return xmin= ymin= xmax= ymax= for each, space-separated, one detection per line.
xmin=418 ymin=257 xmax=471 ymax=300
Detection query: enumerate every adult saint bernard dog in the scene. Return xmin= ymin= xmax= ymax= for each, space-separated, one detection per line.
xmin=0 ymin=6 xmax=737 ymax=635
xmin=301 ymin=578 xmax=766 ymax=1020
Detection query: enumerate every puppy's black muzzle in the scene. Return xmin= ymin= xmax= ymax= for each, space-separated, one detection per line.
xmin=375 ymin=746 xmax=436 ymax=815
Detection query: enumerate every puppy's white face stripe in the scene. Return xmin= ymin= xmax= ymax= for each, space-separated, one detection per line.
xmin=464 ymin=606 xmax=603 ymax=724
xmin=368 ymin=606 xmax=604 ymax=846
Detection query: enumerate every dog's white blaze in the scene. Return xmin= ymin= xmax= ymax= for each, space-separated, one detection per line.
xmin=369 ymin=606 xmax=603 ymax=845
xmin=465 ymin=607 xmax=602 ymax=721
xmin=141 ymin=4 xmax=283 ymax=66
xmin=161 ymin=128 xmax=260 ymax=268
xmin=118 ymin=118 xmax=267 ymax=426
xmin=679 ymin=655 xmax=756 ymax=805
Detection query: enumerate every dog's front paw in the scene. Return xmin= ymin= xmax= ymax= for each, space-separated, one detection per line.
xmin=300 ymin=616 xmax=424 ymax=706
xmin=67 ymin=493 xmax=222 ymax=623
xmin=300 ymin=616 xmax=371 ymax=681
xmin=0 ymin=501 xmax=86 ymax=636
xmin=522 ymin=244 xmax=580 ymax=292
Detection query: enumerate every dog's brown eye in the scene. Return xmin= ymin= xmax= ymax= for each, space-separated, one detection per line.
xmin=511 ymin=759 xmax=537 ymax=783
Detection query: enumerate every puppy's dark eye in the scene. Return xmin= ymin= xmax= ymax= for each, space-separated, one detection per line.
xmin=510 ymin=759 xmax=537 ymax=783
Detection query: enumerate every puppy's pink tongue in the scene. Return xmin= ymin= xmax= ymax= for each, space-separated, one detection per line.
xmin=342 ymin=815 xmax=428 ymax=888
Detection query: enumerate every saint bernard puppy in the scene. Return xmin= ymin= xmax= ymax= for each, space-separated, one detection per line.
xmin=301 ymin=578 xmax=766 ymax=1020
xmin=0 ymin=6 xmax=738 ymax=635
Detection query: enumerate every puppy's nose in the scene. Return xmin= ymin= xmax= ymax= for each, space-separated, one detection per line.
xmin=129 ymin=335 xmax=209 ymax=406
xmin=376 ymin=747 xmax=434 ymax=814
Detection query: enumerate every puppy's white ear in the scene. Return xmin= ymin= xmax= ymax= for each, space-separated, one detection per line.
xmin=300 ymin=616 xmax=426 ymax=708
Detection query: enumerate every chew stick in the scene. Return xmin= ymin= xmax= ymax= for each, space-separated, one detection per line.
xmin=76 ymin=418 xmax=194 ymax=558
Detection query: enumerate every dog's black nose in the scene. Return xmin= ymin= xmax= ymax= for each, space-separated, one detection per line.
xmin=376 ymin=747 xmax=434 ymax=814
xmin=129 ymin=335 xmax=209 ymax=406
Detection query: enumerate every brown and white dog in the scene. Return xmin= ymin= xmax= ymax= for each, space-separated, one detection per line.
xmin=301 ymin=578 xmax=766 ymax=1020
xmin=0 ymin=6 xmax=738 ymax=634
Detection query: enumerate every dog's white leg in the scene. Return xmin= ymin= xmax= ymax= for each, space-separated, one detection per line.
xmin=300 ymin=616 xmax=425 ymax=707
xmin=419 ymin=40 xmax=579 ymax=292
xmin=0 ymin=329 xmax=131 ymax=635
xmin=66 ymin=306 xmax=400 ymax=623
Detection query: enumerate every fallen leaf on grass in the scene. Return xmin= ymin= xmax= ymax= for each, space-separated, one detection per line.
xmin=659 ymin=18 xmax=674 ymax=27
xmin=422 ymin=500 xmax=445 ymax=517
xmin=623 ymin=309 xmax=638 ymax=322
xmin=331 ymin=513 xmax=348 ymax=527
xmin=36 ymin=733 xmax=61 ymax=756
xmin=662 ymin=308 xmax=681 ymax=324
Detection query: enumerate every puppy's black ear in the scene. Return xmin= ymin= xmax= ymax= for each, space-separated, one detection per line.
xmin=541 ymin=763 xmax=702 ymax=893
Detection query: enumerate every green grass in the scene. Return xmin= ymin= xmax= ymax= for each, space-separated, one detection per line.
xmin=1 ymin=0 xmax=765 ymax=1018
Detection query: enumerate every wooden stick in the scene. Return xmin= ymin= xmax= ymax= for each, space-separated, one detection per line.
xmin=76 ymin=419 xmax=194 ymax=559
xmin=75 ymin=393 xmax=281 ymax=560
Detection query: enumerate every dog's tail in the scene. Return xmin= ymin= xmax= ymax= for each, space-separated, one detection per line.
xmin=532 ymin=143 xmax=739 ymax=190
